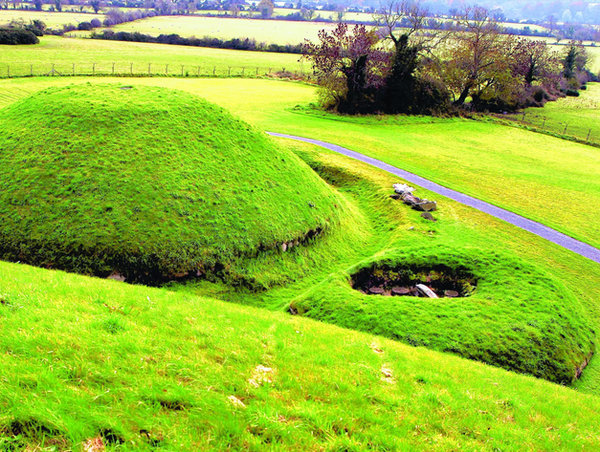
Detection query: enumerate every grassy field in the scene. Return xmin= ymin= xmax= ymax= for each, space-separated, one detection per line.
xmin=2 ymin=258 xmax=600 ymax=450
xmin=0 ymin=36 xmax=304 ymax=77
xmin=109 ymin=15 xmax=340 ymax=45
xmin=3 ymin=79 xmax=595 ymax=378
xmin=0 ymin=77 xmax=598 ymax=252
xmin=2 ymin=77 xmax=600 ymax=448
xmin=501 ymin=81 xmax=600 ymax=144
xmin=0 ymin=10 xmax=103 ymax=28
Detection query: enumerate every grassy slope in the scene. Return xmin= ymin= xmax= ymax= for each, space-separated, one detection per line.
xmin=1 ymin=78 xmax=600 ymax=390
xmin=0 ymin=36 xmax=303 ymax=77
xmin=0 ymin=84 xmax=340 ymax=281
xmin=1 ymin=261 xmax=600 ymax=450
xmin=5 ymin=76 xmax=593 ymax=250
xmin=109 ymin=15 xmax=340 ymax=45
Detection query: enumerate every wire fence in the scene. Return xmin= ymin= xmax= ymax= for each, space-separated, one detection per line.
xmin=0 ymin=62 xmax=308 ymax=79
xmin=496 ymin=111 xmax=599 ymax=147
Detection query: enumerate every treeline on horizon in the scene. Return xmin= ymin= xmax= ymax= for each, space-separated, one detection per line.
xmin=91 ymin=29 xmax=304 ymax=53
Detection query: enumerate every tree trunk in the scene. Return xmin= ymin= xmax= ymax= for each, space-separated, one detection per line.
xmin=454 ymin=84 xmax=472 ymax=106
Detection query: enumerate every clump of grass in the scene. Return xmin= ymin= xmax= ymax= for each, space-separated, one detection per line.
xmin=0 ymin=84 xmax=342 ymax=284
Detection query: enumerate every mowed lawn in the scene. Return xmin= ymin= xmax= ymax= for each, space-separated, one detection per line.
xmin=110 ymin=15 xmax=341 ymax=45
xmin=0 ymin=36 xmax=304 ymax=77
xmin=0 ymin=77 xmax=598 ymax=250
xmin=0 ymin=10 xmax=103 ymax=28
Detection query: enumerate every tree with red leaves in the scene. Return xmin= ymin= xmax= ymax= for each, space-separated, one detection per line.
xmin=302 ymin=23 xmax=390 ymax=113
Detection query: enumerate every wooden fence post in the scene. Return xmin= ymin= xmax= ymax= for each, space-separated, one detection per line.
xmin=130 ymin=63 xmax=133 ymax=75
xmin=228 ymin=67 xmax=231 ymax=76
xmin=563 ymin=124 xmax=568 ymax=135
xmin=213 ymin=66 xmax=216 ymax=75
xmin=586 ymin=129 xmax=591 ymax=141
xmin=148 ymin=63 xmax=151 ymax=75
xmin=7 ymin=65 xmax=9 ymax=77
xmin=92 ymin=63 xmax=96 ymax=75
xmin=72 ymin=63 xmax=75 ymax=76
xmin=30 ymin=64 xmax=33 ymax=76
xmin=112 ymin=62 xmax=115 ymax=75
xmin=165 ymin=64 xmax=168 ymax=75
xmin=181 ymin=64 xmax=184 ymax=76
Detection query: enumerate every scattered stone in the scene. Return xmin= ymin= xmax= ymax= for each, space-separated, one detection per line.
xmin=370 ymin=342 xmax=384 ymax=354
xmin=293 ymin=239 xmax=299 ymax=247
xmin=228 ymin=395 xmax=246 ymax=409
xmin=107 ymin=272 xmax=125 ymax=282
xmin=401 ymin=193 xmax=420 ymax=206
xmin=408 ymin=226 xmax=415 ymax=231
xmin=288 ymin=305 xmax=298 ymax=315
xmin=287 ymin=241 xmax=293 ymax=250
xmin=83 ymin=437 xmax=105 ymax=452
xmin=308 ymin=202 xmax=315 ymax=208
xmin=416 ymin=284 xmax=439 ymax=298
xmin=415 ymin=200 xmax=437 ymax=212
xmin=281 ymin=242 xmax=287 ymax=252
xmin=248 ymin=365 xmax=274 ymax=388
xmin=421 ymin=212 xmax=436 ymax=221
xmin=369 ymin=286 xmax=385 ymax=295
xmin=393 ymin=183 xmax=415 ymax=195
xmin=380 ymin=365 xmax=395 ymax=383
xmin=444 ymin=290 xmax=459 ymax=298
xmin=391 ymin=286 xmax=411 ymax=296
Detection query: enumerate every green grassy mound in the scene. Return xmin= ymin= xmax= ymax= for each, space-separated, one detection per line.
xmin=1 ymin=261 xmax=600 ymax=450
xmin=290 ymin=245 xmax=595 ymax=385
xmin=0 ymin=84 xmax=341 ymax=284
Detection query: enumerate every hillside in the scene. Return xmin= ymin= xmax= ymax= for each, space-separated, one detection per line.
xmin=0 ymin=84 xmax=341 ymax=284
xmin=1 ymin=260 xmax=600 ymax=450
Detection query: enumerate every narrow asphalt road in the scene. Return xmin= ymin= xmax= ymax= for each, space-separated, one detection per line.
xmin=268 ymin=131 xmax=600 ymax=265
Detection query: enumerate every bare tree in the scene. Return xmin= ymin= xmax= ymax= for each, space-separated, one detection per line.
xmin=439 ymin=6 xmax=515 ymax=106
xmin=374 ymin=0 xmax=447 ymax=53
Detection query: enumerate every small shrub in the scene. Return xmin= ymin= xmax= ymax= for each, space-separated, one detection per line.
xmin=566 ymin=89 xmax=580 ymax=97
xmin=0 ymin=28 xmax=39 ymax=45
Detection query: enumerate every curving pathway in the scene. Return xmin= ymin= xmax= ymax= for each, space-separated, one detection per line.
xmin=268 ymin=132 xmax=600 ymax=265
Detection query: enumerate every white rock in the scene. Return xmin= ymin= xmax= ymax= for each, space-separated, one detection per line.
xmin=416 ymin=284 xmax=439 ymax=298
xmin=393 ymin=183 xmax=415 ymax=195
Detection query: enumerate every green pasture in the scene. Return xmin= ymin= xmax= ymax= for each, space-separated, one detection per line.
xmin=109 ymin=15 xmax=340 ymax=45
xmin=1 ymin=256 xmax=599 ymax=450
xmin=0 ymin=36 xmax=304 ymax=77
xmin=1 ymin=76 xmax=600 ymax=448
xmin=0 ymin=9 xmax=103 ymax=28
xmin=501 ymin=82 xmax=600 ymax=144
xmin=0 ymin=76 xmax=598 ymax=252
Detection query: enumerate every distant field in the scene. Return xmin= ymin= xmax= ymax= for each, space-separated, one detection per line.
xmin=110 ymin=15 xmax=340 ymax=45
xmin=0 ymin=36 xmax=304 ymax=77
xmin=505 ymin=82 xmax=600 ymax=144
xmin=0 ymin=10 xmax=103 ymax=28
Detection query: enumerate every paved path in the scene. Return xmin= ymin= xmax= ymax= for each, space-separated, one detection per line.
xmin=268 ymin=132 xmax=600 ymax=264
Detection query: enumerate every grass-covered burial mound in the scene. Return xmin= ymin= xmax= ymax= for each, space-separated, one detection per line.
xmin=0 ymin=84 xmax=341 ymax=284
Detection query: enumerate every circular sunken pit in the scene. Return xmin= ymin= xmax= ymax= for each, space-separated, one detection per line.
xmin=351 ymin=263 xmax=477 ymax=298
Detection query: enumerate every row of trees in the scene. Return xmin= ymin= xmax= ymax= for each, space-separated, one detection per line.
xmin=303 ymin=3 xmax=596 ymax=115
